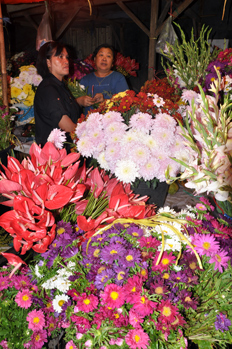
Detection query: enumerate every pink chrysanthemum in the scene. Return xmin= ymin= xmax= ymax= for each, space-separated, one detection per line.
xmin=47 ymin=128 xmax=66 ymax=149
xmin=125 ymin=328 xmax=150 ymax=349
xmin=209 ymin=249 xmax=230 ymax=272
xmin=153 ymin=112 xmax=177 ymax=129
xmin=75 ymin=122 xmax=87 ymax=138
xmin=157 ymin=299 xmax=178 ymax=323
xmin=66 ymin=340 xmax=78 ymax=349
xmin=152 ymin=251 xmax=176 ymax=272
xmin=129 ymin=309 xmax=144 ymax=328
xmin=30 ymin=329 xmax=47 ymax=348
xmin=129 ymin=144 xmax=151 ymax=166
xmin=102 ymin=111 xmax=124 ymax=127
xmin=0 ymin=276 xmax=9 ymax=291
xmin=101 ymin=283 xmax=125 ymax=309
xmin=139 ymin=157 xmax=161 ymax=181
xmin=129 ymin=112 xmax=153 ymax=132
xmin=194 ymin=234 xmax=220 ymax=257
xmin=77 ymin=136 xmax=95 ymax=157
xmin=27 ymin=309 xmax=45 ymax=331
xmin=181 ymin=89 xmax=198 ymax=104
xmin=13 ymin=275 xmax=30 ymax=290
xmin=151 ymin=127 xmax=175 ymax=148
xmin=87 ymin=128 xmax=105 ymax=146
xmin=105 ymin=121 xmax=127 ymax=134
xmin=75 ymin=293 xmax=99 ymax=312
xmin=132 ymin=294 xmax=157 ymax=316
xmin=123 ymin=275 xmax=143 ymax=303
xmin=15 ymin=289 xmax=32 ymax=309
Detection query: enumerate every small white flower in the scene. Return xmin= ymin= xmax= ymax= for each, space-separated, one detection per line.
xmin=115 ymin=159 xmax=139 ymax=183
xmin=52 ymin=294 xmax=69 ymax=313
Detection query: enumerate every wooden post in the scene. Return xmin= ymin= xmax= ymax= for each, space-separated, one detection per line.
xmin=148 ymin=0 xmax=159 ymax=80
xmin=0 ymin=3 xmax=8 ymax=109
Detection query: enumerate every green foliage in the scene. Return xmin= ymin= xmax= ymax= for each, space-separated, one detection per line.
xmin=161 ymin=24 xmax=218 ymax=90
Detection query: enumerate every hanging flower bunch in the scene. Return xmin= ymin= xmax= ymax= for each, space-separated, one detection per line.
xmin=75 ymin=94 xmax=188 ymax=184
xmin=84 ymin=52 xmax=139 ymax=77
xmin=0 ymin=141 xmax=155 ymax=256
xmin=23 ymin=197 xmax=232 ymax=349
xmin=10 ymin=65 xmax=42 ymax=107
xmin=166 ymin=73 xmax=232 ymax=205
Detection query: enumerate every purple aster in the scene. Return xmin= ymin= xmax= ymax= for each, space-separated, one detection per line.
xmin=56 ymin=220 xmax=73 ymax=236
xmin=100 ymin=243 xmax=126 ymax=264
xmin=94 ymin=268 xmax=115 ymax=290
xmin=204 ymin=72 xmax=218 ymax=90
xmin=119 ymin=248 xmax=141 ymax=268
xmin=206 ymin=60 xmax=226 ymax=74
xmin=81 ymin=258 xmax=93 ymax=269
xmin=86 ymin=262 xmax=108 ymax=283
xmin=215 ymin=313 xmax=231 ymax=332
xmin=169 ymin=270 xmax=188 ymax=284
xmin=86 ymin=245 xmax=102 ymax=261
xmin=113 ymin=265 xmax=129 ymax=285
xmin=126 ymin=224 xmax=144 ymax=238
xmin=178 ymin=289 xmax=198 ymax=309
xmin=150 ymin=279 xmax=169 ymax=296
xmin=109 ymin=236 xmax=129 ymax=246
xmin=32 ymin=295 xmax=46 ymax=308
xmin=60 ymin=245 xmax=79 ymax=259
xmin=90 ymin=232 xmax=108 ymax=245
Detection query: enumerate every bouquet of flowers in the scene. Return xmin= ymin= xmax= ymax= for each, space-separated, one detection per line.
xmin=75 ymin=89 xmax=185 ymax=185
xmin=10 ymin=65 xmax=42 ymax=107
xmin=1 ymin=197 xmax=230 ymax=349
xmin=166 ymin=72 xmax=232 ymax=215
xmin=7 ymin=50 xmax=38 ymax=78
xmin=68 ymin=59 xmax=94 ymax=81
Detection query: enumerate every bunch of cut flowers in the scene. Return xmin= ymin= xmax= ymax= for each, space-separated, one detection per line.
xmin=10 ymin=65 xmax=42 ymax=107
xmin=0 ymin=139 xmax=155 ymax=257
xmin=75 ymin=89 xmax=186 ymax=185
xmin=24 ymin=196 xmax=232 ymax=349
xmin=0 ymin=98 xmax=18 ymax=151
xmin=166 ymin=71 xmax=232 ymax=215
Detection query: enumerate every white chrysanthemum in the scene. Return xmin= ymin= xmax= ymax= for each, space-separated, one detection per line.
xmin=42 ymin=279 xmax=52 ymax=289
xmin=157 ymin=206 xmax=177 ymax=215
xmin=47 ymin=128 xmax=67 ymax=149
xmin=115 ymin=159 xmax=139 ymax=183
xmin=75 ymin=122 xmax=87 ymax=138
xmin=17 ymin=91 xmax=27 ymax=100
xmin=77 ymin=137 xmax=95 ymax=157
xmin=56 ymin=278 xmax=71 ymax=293
xmin=52 ymin=294 xmax=69 ymax=313
xmin=32 ymin=74 xmax=43 ymax=86
xmin=97 ymin=152 xmax=110 ymax=171
xmin=143 ymin=135 xmax=159 ymax=152
xmin=178 ymin=209 xmax=196 ymax=219
xmin=11 ymin=77 xmax=23 ymax=89
xmin=67 ymin=261 xmax=76 ymax=270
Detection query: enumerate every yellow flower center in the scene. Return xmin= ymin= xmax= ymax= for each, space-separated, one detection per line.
xmin=155 ymin=287 xmax=163 ymax=294
xmin=35 ymin=334 xmax=40 ymax=341
xmin=162 ymin=306 xmax=171 ymax=317
xmin=57 ymin=227 xmax=65 ymax=235
xmin=203 ymin=242 xmax=210 ymax=250
xmin=97 ymin=266 xmax=106 ymax=274
xmin=162 ymin=258 xmax=170 ymax=265
xmin=110 ymin=291 xmax=119 ymax=300
xmin=141 ymin=296 xmax=146 ymax=304
xmin=93 ymin=249 xmax=100 ymax=257
xmin=141 ymin=269 xmax=146 ymax=276
xmin=22 ymin=295 xmax=29 ymax=301
xmin=162 ymin=273 xmax=170 ymax=279
xmin=216 ymin=254 xmax=222 ymax=262
xmin=131 ymin=286 xmax=136 ymax=292
xmin=47 ymin=302 xmax=52 ymax=308
xmin=189 ymin=262 xmax=197 ymax=270
xmin=132 ymin=232 xmax=139 ymax=236
xmin=33 ymin=317 xmax=40 ymax=324
xmin=134 ymin=335 xmax=140 ymax=343
xmin=110 ymin=250 xmax=118 ymax=254
xmin=117 ymin=271 xmax=125 ymax=280
xmin=84 ymin=299 xmax=90 ymax=305
xmin=126 ymin=255 xmax=133 ymax=261
xmin=185 ymin=296 xmax=191 ymax=302
xmin=58 ymin=300 xmax=65 ymax=307
xmin=210 ymin=77 xmax=215 ymax=82
xmin=101 ymin=275 xmax=108 ymax=282
xmin=114 ymin=313 xmax=119 ymax=319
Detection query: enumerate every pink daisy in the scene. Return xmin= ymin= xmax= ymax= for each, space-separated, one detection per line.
xmin=194 ymin=234 xmax=220 ymax=256
xmin=209 ymin=249 xmax=230 ymax=272
xmin=157 ymin=299 xmax=178 ymax=323
xmin=66 ymin=340 xmax=78 ymax=349
xmin=123 ymin=275 xmax=143 ymax=303
xmin=195 ymin=203 xmax=207 ymax=211
xmin=30 ymin=329 xmax=47 ymax=348
xmin=75 ymin=293 xmax=99 ymax=312
xmin=13 ymin=275 xmax=30 ymax=290
xmin=0 ymin=276 xmax=9 ymax=291
xmin=125 ymin=328 xmax=150 ymax=349
xmin=15 ymin=289 xmax=32 ymax=309
xmin=152 ymin=251 xmax=176 ymax=272
xmin=129 ymin=309 xmax=144 ymax=328
xmin=101 ymin=283 xmax=125 ymax=309
xmin=132 ymin=294 xmax=157 ymax=316
xmin=27 ymin=309 xmax=45 ymax=331
xmin=139 ymin=236 xmax=160 ymax=249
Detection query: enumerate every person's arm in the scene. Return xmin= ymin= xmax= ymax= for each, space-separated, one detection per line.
xmin=58 ymin=114 xmax=76 ymax=132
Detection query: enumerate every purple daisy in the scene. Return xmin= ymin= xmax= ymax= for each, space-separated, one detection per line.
xmin=178 ymin=289 xmax=198 ymax=309
xmin=100 ymin=243 xmax=126 ymax=264
xmin=94 ymin=268 xmax=115 ymax=290
xmin=126 ymin=224 xmax=144 ymax=238
xmin=109 ymin=236 xmax=128 ymax=246
xmin=113 ymin=265 xmax=129 ymax=285
xmin=215 ymin=313 xmax=231 ymax=332
xmin=169 ymin=270 xmax=188 ymax=284
xmin=119 ymin=248 xmax=141 ymax=268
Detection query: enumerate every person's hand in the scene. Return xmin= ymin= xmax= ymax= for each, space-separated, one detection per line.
xmin=76 ymin=95 xmax=95 ymax=107
xmin=93 ymin=93 xmax=104 ymax=103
